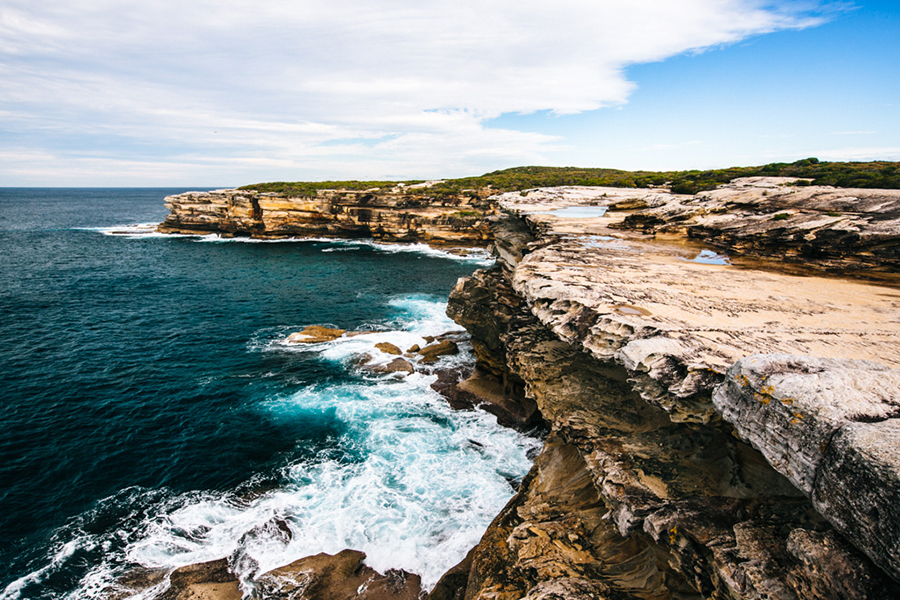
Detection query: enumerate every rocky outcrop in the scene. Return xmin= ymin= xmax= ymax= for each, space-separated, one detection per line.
xmin=157 ymin=187 xmax=494 ymax=246
xmin=153 ymin=551 xmax=421 ymax=600
xmin=438 ymin=184 xmax=900 ymax=599
xmin=713 ymin=355 xmax=900 ymax=582
xmin=612 ymin=177 xmax=900 ymax=278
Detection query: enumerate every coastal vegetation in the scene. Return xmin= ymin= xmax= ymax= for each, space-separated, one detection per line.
xmin=241 ymin=159 xmax=900 ymax=196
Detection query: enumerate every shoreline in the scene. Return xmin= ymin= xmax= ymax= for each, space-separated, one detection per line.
xmin=150 ymin=179 xmax=900 ymax=599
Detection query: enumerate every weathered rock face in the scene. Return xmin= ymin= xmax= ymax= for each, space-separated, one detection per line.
xmin=713 ymin=354 xmax=900 ymax=582
xmin=256 ymin=550 xmax=422 ymax=600
xmin=439 ymin=187 xmax=900 ymax=599
xmin=612 ymin=177 xmax=900 ymax=277
xmin=157 ymin=187 xmax=494 ymax=246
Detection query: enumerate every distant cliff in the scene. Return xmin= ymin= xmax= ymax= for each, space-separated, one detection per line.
xmin=157 ymin=185 xmax=494 ymax=246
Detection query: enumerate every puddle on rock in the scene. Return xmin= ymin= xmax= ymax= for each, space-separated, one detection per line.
xmin=684 ymin=250 xmax=731 ymax=265
xmin=539 ymin=206 xmax=609 ymax=218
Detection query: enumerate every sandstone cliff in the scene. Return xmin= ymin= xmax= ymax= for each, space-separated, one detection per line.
xmin=157 ymin=185 xmax=494 ymax=246
xmin=435 ymin=181 xmax=900 ymax=600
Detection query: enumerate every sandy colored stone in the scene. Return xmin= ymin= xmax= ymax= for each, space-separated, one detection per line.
xmin=157 ymin=187 xmax=494 ymax=246
xmin=156 ymin=559 xmax=241 ymax=600
xmin=375 ymin=342 xmax=403 ymax=355
xmin=502 ymin=224 xmax=900 ymax=423
xmin=417 ymin=340 xmax=459 ymax=361
xmin=372 ymin=357 xmax=415 ymax=375
xmin=285 ymin=325 xmax=347 ymax=343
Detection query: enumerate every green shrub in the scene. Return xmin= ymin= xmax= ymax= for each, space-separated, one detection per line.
xmin=239 ymin=160 xmax=900 ymax=196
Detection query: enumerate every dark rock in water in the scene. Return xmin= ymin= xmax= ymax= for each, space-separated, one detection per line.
xmin=105 ymin=567 xmax=168 ymax=600
xmin=230 ymin=517 xmax=294 ymax=581
xmin=156 ymin=559 xmax=241 ymax=600
xmin=373 ymin=357 xmax=415 ymax=375
xmin=429 ymin=365 xmax=477 ymax=411
xmin=430 ymin=363 xmax=542 ymax=430
xmin=375 ymin=342 xmax=403 ymax=355
xmin=255 ymin=549 xmax=422 ymax=600
xmin=406 ymin=344 xmax=421 ymax=353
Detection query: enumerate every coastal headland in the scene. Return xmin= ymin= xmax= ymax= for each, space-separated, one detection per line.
xmin=152 ymin=164 xmax=900 ymax=600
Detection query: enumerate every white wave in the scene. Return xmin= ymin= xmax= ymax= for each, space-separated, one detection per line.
xmin=89 ymin=223 xmax=171 ymax=238
xmin=91 ymin=225 xmax=495 ymax=265
xmin=264 ymin=296 xmax=471 ymax=371
xmin=1 ymin=540 xmax=83 ymax=600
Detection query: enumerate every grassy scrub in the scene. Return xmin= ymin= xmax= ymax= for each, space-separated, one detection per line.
xmin=240 ymin=159 xmax=900 ymax=197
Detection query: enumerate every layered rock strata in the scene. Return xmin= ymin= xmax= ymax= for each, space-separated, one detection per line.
xmin=157 ymin=187 xmax=493 ymax=246
xmin=608 ymin=177 xmax=900 ymax=278
xmin=437 ymin=186 xmax=900 ymax=599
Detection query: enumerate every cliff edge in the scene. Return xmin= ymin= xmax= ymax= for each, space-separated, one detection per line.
xmin=437 ymin=179 xmax=900 ymax=600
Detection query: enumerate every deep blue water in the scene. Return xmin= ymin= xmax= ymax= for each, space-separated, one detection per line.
xmin=0 ymin=189 xmax=537 ymax=598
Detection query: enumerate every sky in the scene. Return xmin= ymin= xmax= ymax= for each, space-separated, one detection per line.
xmin=1 ymin=0 xmax=898 ymax=186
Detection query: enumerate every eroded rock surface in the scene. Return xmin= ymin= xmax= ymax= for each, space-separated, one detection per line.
xmin=714 ymin=354 xmax=900 ymax=582
xmin=610 ymin=177 xmax=900 ymax=277
xmin=438 ymin=184 xmax=900 ymax=599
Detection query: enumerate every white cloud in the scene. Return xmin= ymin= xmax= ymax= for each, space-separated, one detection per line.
xmin=0 ymin=0 xmax=833 ymax=184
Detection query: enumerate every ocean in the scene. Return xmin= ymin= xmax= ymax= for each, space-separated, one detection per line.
xmin=0 ymin=189 xmax=539 ymax=599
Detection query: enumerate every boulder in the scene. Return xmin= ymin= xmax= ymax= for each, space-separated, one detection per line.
xmin=371 ymin=358 xmax=415 ymax=375
xmin=285 ymin=325 xmax=346 ymax=343
xmin=417 ymin=340 xmax=459 ymax=363
xmin=375 ymin=342 xmax=403 ymax=355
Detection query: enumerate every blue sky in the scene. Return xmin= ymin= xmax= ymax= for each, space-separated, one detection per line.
xmin=1 ymin=0 xmax=898 ymax=186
